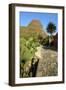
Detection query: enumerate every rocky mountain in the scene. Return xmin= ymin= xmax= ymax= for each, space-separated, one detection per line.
xmin=28 ymin=20 xmax=43 ymax=32
xmin=20 ymin=20 xmax=47 ymax=38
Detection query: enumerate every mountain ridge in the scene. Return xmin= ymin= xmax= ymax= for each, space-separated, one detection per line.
xmin=20 ymin=19 xmax=48 ymax=38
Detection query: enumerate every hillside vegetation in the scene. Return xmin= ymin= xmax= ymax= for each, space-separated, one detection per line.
xmin=20 ymin=20 xmax=58 ymax=78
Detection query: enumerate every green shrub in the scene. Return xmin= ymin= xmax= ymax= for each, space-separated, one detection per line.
xmin=20 ymin=36 xmax=40 ymax=77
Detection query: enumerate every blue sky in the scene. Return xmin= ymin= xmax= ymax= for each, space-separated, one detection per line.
xmin=20 ymin=12 xmax=58 ymax=32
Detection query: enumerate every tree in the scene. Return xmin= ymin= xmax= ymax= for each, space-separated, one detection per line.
xmin=46 ymin=22 xmax=56 ymax=47
xmin=47 ymin=22 xmax=56 ymax=35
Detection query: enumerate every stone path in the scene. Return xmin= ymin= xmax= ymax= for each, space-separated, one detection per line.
xmin=35 ymin=45 xmax=58 ymax=77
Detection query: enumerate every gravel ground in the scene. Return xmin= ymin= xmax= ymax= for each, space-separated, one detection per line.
xmin=35 ymin=45 xmax=58 ymax=77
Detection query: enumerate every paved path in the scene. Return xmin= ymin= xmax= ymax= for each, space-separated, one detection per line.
xmin=35 ymin=46 xmax=58 ymax=77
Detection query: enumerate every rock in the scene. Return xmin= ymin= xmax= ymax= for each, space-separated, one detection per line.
xmin=35 ymin=46 xmax=58 ymax=77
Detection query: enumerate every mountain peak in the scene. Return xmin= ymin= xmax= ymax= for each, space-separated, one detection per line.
xmin=20 ymin=19 xmax=48 ymax=39
xmin=31 ymin=19 xmax=41 ymax=24
xmin=28 ymin=19 xmax=43 ymax=31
